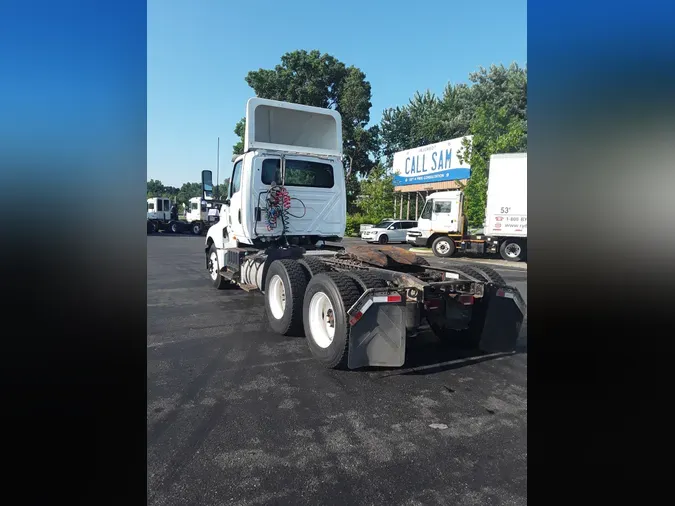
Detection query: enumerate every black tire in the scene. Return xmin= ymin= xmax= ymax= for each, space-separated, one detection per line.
xmin=191 ymin=222 xmax=202 ymax=235
xmin=378 ymin=234 xmax=389 ymax=245
xmin=500 ymin=239 xmax=525 ymax=262
xmin=303 ymin=272 xmax=361 ymax=369
xmin=147 ymin=221 xmax=156 ymax=234
xmin=207 ymin=244 xmax=229 ymax=289
xmin=264 ymin=259 xmax=309 ymax=336
xmin=298 ymin=256 xmax=328 ymax=277
xmin=467 ymin=264 xmax=505 ymax=285
xmin=344 ymin=270 xmax=387 ymax=292
xmin=446 ymin=264 xmax=489 ymax=283
xmin=432 ymin=236 xmax=455 ymax=257
xmin=170 ymin=221 xmax=180 ymax=234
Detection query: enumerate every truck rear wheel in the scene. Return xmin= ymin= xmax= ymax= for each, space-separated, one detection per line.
xmin=432 ymin=236 xmax=455 ymax=257
xmin=303 ymin=272 xmax=361 ymax=369
xmin=468 ymin=264 xmax=505 ymax=285
xmin=264 ymin=259 xmax=308 ymax=336
xmin=191 ymin=222 xmax=202 ymax=235
xmin=298 ymin=256 xmax=328 ymax=277
xmin=500 ymin=239 xmax=525 ymax=262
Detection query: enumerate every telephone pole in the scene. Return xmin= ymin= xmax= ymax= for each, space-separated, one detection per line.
xmin=216 ymin=137 xmax=220 ymax=199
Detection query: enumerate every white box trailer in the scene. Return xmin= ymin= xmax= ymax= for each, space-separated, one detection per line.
xmin=485 ymin=153 xmax=527 ymax=238
xmin=406 ymin=152 xmax=528 ymax=261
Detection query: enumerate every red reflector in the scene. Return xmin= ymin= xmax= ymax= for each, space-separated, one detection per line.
xmin=458 ymin=295 xmax=474 ymax=305
xmin=425 ymin=299 xmax=442 ymax=310
xmin=496 ymin=289 xmax=505 ymax=297
xmin=387 ymin=294 xmax=401 ymax=303
xmin=349 ymin=312 xmax=363 ymax=326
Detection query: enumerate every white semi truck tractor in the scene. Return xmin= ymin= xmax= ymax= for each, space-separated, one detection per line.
xmin=406 ymin=153 xmax=527 ymax=261
xmin=185 ymin=196 xmax=221 ymax=235
xmin=147 ymin=197 xmax=185 ymax=234
xmin=202 ymin=98 xmax=526 ymax=369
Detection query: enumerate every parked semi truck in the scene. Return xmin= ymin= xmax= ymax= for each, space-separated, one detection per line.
xmin=185 ymin=196 xmax=221 ymax=235
xmin=406 ymin=153 xmax=527 ymax=261
xmin=202 ymin=98 xmax=526 ymax=369
xmin=147 ymin=196 xmax=186 ymax=234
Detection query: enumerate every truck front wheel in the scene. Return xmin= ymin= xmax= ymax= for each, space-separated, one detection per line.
xmin=264 ymin=259 xmax=309 ymax=336
xmin=191 ymin=222 xmax=202 ymax=235
xmin=303 ymin=272 xmax=361 ymax=369
xmin=208 ymin=244 xmax=229 ymax=289
xmin=499 ymin=239 xmax=525 ymax=262
xmin=432 ymin=236 xmax=456 ymax=257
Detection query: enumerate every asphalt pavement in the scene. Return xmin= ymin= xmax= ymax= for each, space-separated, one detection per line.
xmin=147 ymin=234 xmax=527 ymax=506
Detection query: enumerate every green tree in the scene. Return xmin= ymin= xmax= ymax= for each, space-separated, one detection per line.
xmin=458 ymin=104 xmax=527 ymax=226
xmin=147 ymin=179 xmax=165 ymax=197
xmin=233 ymin=50 xmax=379 ymax=176
xmin=232 ymin=118 xmax=245 ymax=155
xmin=358 ymin=163 xmax=394 ymax=220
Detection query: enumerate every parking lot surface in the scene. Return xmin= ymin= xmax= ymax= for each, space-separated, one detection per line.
xmin=148 ymin=235 xmax=527 ymax=506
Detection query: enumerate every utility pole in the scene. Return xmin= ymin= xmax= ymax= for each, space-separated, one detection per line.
xmin=216 ymin=137 xmax=220 ymax=199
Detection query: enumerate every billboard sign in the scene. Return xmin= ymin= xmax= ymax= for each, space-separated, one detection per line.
xmin=392 ymin=136 xmax=472 ymax=186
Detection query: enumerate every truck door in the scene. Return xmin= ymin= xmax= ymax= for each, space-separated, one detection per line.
xmin=431 ymin=199 xmax=459 ymax=233
xmin=147 ymin=199 xmax=156 ymax=219
xmin=228 ymin=159 xmax=245 ymax=238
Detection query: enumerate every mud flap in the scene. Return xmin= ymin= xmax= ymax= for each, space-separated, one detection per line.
xmin=476 ymin=287 xmax=524 ymax=353
xmin=348 ymin=303 xmax=407 ymax=369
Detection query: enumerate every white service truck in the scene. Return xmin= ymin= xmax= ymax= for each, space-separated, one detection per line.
xmin=406 ymin=153 xmax=527 ymax=261
xmin=202 ymin=98 xmax=526 ymax=369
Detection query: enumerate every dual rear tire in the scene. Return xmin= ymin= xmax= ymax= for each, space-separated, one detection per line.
xmin=264 ymin=259 xmax=379 ymax=369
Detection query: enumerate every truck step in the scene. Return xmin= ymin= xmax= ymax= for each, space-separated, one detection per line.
xmin=238 ymin=284 xmax=257 ymax=292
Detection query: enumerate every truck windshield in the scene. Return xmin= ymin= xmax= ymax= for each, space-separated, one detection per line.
xmin=420 ymin=201 xmax=432 ymax=219
xmin=262 ymin=158 xmax=334 ymax=188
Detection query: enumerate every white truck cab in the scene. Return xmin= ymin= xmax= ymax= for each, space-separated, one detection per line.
xmin=205 ymin=98 xmax=346 ymax=254
xmin=147 ymin=197 xmax=173 ymax=221
xmin=185 ymin=197 xmax=207 ymax=223
xmin=408 ymin=190 xmax=465 ymax=247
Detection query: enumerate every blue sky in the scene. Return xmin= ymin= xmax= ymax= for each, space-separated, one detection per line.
xmin=148 ymin=0 xmax=526 ymax=186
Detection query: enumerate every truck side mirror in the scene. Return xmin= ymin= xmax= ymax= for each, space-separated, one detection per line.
xmin=202 ymin=170 xmax=213 ymax=200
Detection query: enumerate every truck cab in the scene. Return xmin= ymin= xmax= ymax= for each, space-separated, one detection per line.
xmin=205 ymin=98 xmax=346 ymax=253
xmin=407 ymin=190 xmax=466 ymax=247
xmin=185 ymin=197 xmax=207 ymax=223
xmin=147 ymin=197 xmax=173 ymax=221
